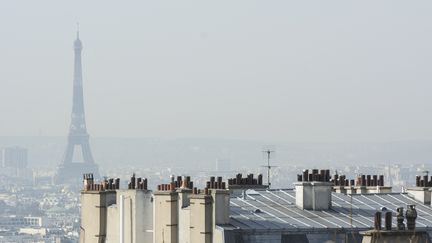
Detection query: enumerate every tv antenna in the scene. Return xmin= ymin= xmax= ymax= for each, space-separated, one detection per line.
xmin=261 ymin=148 xmax=276 ymax=189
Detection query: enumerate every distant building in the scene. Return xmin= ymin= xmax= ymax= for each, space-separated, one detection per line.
xmin=1 ymin=146 xmax=28 ymax=169
xmin=0 ymin=216 xmax=42 ymax=228
xmin=79 ymin=170 xmax=432 ymax=243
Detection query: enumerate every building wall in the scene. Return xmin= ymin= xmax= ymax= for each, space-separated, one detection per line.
xmin=406 ymin=188 xmax=431 ymax=204
xmin=0 ymin=216 xmax=43 ymax=227
xmin=295 ymin=182 xmax=332 ymax=210
xmin=241 ymin=233 xmax=282 ymax=243
xmin=213 ymin=227 xmax=225 ymax=243
xmin=106 ymin=205 xmax=119 ymax=243
xmin=190 ymin=194 xmax=212 ymax=243
xmin=1 ymin=146 xmax=27 ymax=168
xmin=178 ymin=190 xmax=191 ymax=243
xmin=80 ymin=191 xmax=116 ymax=243
xmin=105 ymin=190 xmax=153 ymax=243
xmin=212 ymin=190 xmax=230 ymax=225
xmin=153 ymin=191 xmax=178 ymax=243
xmin=222 ymin=230 xmax=362 ymax=243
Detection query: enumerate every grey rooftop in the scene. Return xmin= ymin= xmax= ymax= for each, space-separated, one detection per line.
xmin=228 ymin=189 xmax=432 ymax=232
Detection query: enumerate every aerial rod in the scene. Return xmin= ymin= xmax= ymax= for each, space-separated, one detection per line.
xmin=262 ymin=148 xmax=275 ymax=189
xmin=76 ymin=22 xmax=80 ymax=39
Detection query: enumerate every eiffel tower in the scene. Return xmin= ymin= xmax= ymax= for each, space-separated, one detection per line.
xmin=55 ymin=30 xmax=99 ymax=183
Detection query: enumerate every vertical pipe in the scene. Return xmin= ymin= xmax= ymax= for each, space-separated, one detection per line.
xmin=297 ymin=174 xmax=302 ymax=182
xmin=373 ymin=175 xmax=378 ymax=187
xmin=374 ymin=211 xmax=382 ymax=230
xmin=120 ymin=195 xmax=124 ymax=243
xmin=379 ymin=175 xmax=384 ymax=187
xmin=303 ymin=169 xmax=308 ymax=182
xmin=385 ymin=211 xmax=392 ymax=230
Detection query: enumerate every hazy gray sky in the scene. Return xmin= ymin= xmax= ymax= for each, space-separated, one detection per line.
xmin=1 ymin=1 xmax=431 ymax=142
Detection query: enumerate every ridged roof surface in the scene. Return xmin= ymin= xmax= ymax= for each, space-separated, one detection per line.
xmin=228 ymin=189 xmax=432 ymax=231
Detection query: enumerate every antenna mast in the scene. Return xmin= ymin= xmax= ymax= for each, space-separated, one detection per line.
xmin=262 ymin=148 xmax=275 ymax=189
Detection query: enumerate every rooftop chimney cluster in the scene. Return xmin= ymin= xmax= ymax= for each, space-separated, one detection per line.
xmin=83 ymin=173 xmax=120 ymax=191
xmin=297 ymin=169 xmax=331 ymax=182
xmin=227 ymin=173 xmax=263 ymax=186
xmin=355 ymin=174 xmax=384 ymax=187
xmin=206 ymin=176 xmax=227 ymax=190
xmin=192 ymin=187 xmax=210 ymax=195
xmin=156 ymin=175 xmax=193 ymax=191
xmin=373 ymin=205 xmax=417 ymax=231
xmin=104 ymin=178 xmax=120 ymax=190
xmin=415 ymin=175 xmax=432 ymax=187
xmin=127 ymin=174 xmax=148 ymax=190
xmin=329 ymin=174 xmax=384 ymax=187
xmin=331 ymin=174 xmax=353 ymax=186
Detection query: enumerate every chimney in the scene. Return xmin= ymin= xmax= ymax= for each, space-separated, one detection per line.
xmin=407 ymin=176 xmax=432 ymax=204
xmin=295 ymin=169 xmax=333 ymax=210
xmin=177 ymin=176 xmax=193 ymax=243
xmin=153 ymin=186 xmax=178 ymax=243
xmin=190 ymin=189 xmax=212 ymax=243
xmin=117 ymin=185 xmax=153 ymax=243
xmin=210 ymin=186 xmax=230 ymax=225
xmin=80 ymin=173 xmax=116 ymax=243
xmin=361 ymin=206 xmax=429 ymax=243
xmin=227 ymin=173 xmax=267 ymax=196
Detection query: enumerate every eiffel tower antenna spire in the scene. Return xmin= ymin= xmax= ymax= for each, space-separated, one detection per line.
xmin=76 ymin=22 xmax=80 ymax=39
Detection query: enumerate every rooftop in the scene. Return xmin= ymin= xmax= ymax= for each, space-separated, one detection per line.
xmin=228 ymin=189 xmax=432 ymax=232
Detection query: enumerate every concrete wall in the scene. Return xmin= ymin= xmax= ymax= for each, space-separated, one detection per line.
xmin=178 ymin=189 xmax=192 ymax=243
xmin=190 ymin=194 xmax=213 ymax=243
xmin=335 ymin=186 xmax=393 ymax=195
xmin=212 ymin=190 xmax=230 ymax=226
xmin=80 ymin=191 xmax=116 ymax=243
xmin=361 ymin=230 xmax=431 ymax=243
xmin=153 ymin=191 xmax=178 ymax=243
xmin=242 ymin=233 xmax=281 ymax=243
xmin=406 ymin=187 xmax=431 ymax=205
xmin=295 ymin=182 xmax=332 ymax=210
xmin=116 ymin=190 xmax=153 ymax=243
xmin=106 ymin=204 xmax=119 ymax=243
xmin=213 ymin=226 xmax=225 ymax=243
xmin=366 ymin=186 xmax=392 ymax=194
xmin=222 ymin=230 xmax=363 ymax=243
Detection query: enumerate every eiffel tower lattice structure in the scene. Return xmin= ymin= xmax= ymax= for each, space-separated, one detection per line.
xmin=55 ymin=30 xmax=99 ymax=183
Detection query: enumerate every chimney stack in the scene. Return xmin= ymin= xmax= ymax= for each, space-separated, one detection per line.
xmin=295 ymin=169 xmax=333 ymax=210
xmin=190 ymin=190 xmax=212 ymax=243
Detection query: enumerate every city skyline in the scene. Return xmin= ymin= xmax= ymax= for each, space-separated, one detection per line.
xmin=1 ymin=2 xmax=432 ymax=243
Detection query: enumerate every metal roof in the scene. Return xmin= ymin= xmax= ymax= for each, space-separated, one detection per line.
xmin=227 ymin=189 xmax=432 ymax=232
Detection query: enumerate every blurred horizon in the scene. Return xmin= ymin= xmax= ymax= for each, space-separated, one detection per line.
xmin=1 ymin=1 xmax=432 ymax=143
xmin=1 ymin=136 xmax=432 ymax=169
